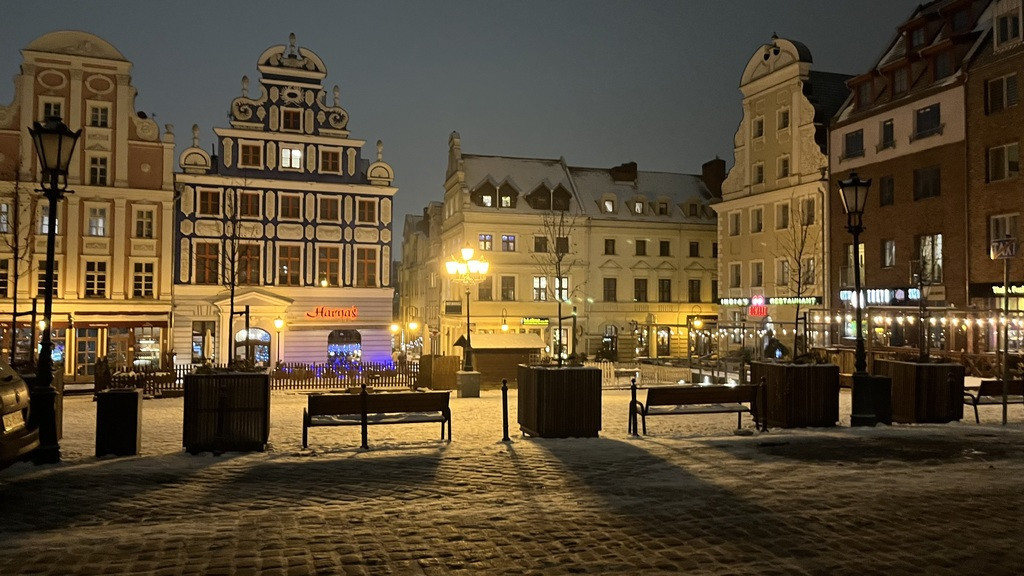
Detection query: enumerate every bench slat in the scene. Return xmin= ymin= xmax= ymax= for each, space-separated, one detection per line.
xmin=646 ymin=403 xmax=749 ymax=415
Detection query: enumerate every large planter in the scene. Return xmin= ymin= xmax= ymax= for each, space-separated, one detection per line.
xmin=183 ymin=372 xmax=270 ymax=454
xmin=95 ymin=388 xmax=142 ymax=457
xmin=873 ymin=360 xmax=964 ymax=423
xmin=517 ymin=365 xmax=601 ymax=438
xmin=750 ymin=362 xmax=840 ymax=428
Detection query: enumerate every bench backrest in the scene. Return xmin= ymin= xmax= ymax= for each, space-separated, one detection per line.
xmin=645 ymin=385 xmax=758 ymax=406
xmin=977 ymin=380 xmax=1024 ymax=396
xmin=308 ymin=391 xmax=450 ymax=416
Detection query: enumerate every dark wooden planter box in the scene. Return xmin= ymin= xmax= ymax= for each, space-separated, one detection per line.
xmin=750 ymin=362 xmax=840 ymax=428
xmin=517 ymin=365 xmax=601 ymax=438
xmin=95 ymin=388 xmax=142 ymax=457
xmin=183 ymin=373 xmax=270 ymax=454
xmin=873 ymin=360 xmax=964 ymax=423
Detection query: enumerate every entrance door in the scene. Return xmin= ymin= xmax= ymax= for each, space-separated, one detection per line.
xmin=327 ymin=329 xmax=362 ymax=365
xmin=76 ymin=328 xmax=100 ymax=376
xmin=234 ymin=328 xmax=271 ymax=366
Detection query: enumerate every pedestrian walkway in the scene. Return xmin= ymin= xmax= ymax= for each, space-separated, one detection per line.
xmin=1 ymin=389 xmax=1023 ymax=575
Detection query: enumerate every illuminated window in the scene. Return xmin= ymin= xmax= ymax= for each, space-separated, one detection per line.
xmin=281 ymin=146 xmax=303 ymax=170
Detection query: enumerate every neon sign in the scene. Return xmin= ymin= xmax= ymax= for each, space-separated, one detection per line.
xmin=305 ymin=306 xmax=359 ymax=320
xmin=748 ymin=295 xmax=768 ymax=317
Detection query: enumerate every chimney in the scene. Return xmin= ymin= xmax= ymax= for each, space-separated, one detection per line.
xmin=610 ymin=161 xmax=638 ymax=183
xmin=701 ymin=158 xmax=726 ymax=199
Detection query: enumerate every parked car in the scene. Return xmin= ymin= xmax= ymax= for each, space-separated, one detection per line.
xmin=1 ymin=362 xmax=39 ymax=470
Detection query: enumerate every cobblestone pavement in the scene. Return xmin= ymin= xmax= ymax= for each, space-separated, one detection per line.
xmin=2 ymin=391 xmax=1023 ymax=575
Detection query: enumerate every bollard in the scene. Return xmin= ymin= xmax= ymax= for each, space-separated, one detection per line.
xmin=758 ymin=376 xmax=769 ymax=433
xmin=629 ymin=378 xmax=639 ymax=436
xmin=360 ymin=382 xmax=369 ymax=450
xmin=501 ymin=378 xmax=510 ymax=442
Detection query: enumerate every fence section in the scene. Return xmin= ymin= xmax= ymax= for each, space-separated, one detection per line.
xmin=99 ymin=361 xmax=420 ymax=396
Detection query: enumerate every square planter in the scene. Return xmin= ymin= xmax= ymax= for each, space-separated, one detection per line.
xmin=517 ymin=365 xmax=601 ymax=438
xmin=183 ymin=373 xmax=270 ymax=454
xmin=751 ymin=362 xmax=840 ymax=428
xmin=873 ymin=360 xmax=964 ymax=423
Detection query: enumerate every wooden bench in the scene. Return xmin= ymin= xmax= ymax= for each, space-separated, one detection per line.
xmin=964 ymin=380 xmax=1024 ymax=423
xmin=303 ymin=389 xmax=451 ymax=449
xmin=629 ymin=384 xmax=760 ymax=435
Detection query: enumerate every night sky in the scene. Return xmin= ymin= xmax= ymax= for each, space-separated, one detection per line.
xmin=0 ymin=1 xmax=921 ymax=255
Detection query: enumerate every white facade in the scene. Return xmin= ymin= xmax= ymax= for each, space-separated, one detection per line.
xmin=715 ymin=36 xmax=847 ymax=351
xmin=401 ymin=133 xmax=719 ymax=363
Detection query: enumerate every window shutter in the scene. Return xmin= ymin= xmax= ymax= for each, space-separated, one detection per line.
xmin=1008 ymin=75 xmax=1019 ymax=107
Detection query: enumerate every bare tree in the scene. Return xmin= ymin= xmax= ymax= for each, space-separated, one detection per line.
xmin=218 ymin=180 xmax=262 ymax=363
xmin=773 ymin=196 xmax=821 ymax=357
xmin=0 ymin=162 xmax=38 ymax=365
xmin=531 ymin=208 xmax=586 ymax=365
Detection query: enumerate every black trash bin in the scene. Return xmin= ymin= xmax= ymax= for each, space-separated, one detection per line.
xmin=851 ymin=374 xmax=892 ymax=426
xmin=95 ymin=388 xmax=142 ymax=457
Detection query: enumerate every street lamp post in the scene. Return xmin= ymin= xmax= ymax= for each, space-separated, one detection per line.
xmin=839 ymin=172 xmax=878 ymax=426
xmin=445 ymin=245 xmax=489 ymax=371
xmin=274 ymin=317 xmax=284 ymax=366
xmin=29 ymin=115 xmax=81 ymax=464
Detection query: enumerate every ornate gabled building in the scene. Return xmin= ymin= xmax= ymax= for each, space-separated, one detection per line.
xmin=399 ymin=132 xmax=718 ymax=374
xmin=0 ymin=31 xmax=175 ymax=382
xmin=716 ymin=36 xmax=850 ymax=352
xmin=173 ymin=34 xmax=396 ymax=367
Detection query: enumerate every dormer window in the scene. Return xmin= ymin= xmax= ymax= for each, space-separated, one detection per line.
xmin=603 ymin=199 xmax=615 ymax=213
xmin=552 ymin=185 xmax=571 ymax=211
xmin=472 ymin=182 xmax=497 ymax=208
xmin=910 ymin=27 xmax=926 ymax=49
xmin=632 ymin=201 xmax=644 ymax=214
xmin=997 ymin=7 xmax=1021 ymax=47
xmin=499 ymin=188 xmax=515 ymax=208
xmin=658 ymin=202 xmax=669 ymax=215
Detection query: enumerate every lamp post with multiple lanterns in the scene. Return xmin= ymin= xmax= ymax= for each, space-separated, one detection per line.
xmin=28 ymin=115 xmax=81 ymax=464
xmin=445 ymin=246 xmax=489 ymax=371
xmin=838 ymin=171 xmax=879 ymax=426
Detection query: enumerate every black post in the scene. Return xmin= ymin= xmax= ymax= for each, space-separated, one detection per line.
xmin=629 ymin=378 xmax=638 ymax=436
xmin=501 ymin=378 xmax=510 ymax=442
xmin=1003 ymin=256 xmax=1011 ymax=425
xmin=31 ymin=181 xmax=62 ymax=463
xmin=360 ymin=382 xmax=369 ymax=450
xmin=759 ymin=376 xmax=769 ymax=433
xmin=463 ymin=288 xmax=473 ymax=371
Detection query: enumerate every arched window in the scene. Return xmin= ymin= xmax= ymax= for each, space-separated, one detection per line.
xmin=234 ymin=328 xmax=271 ymax=366
xmin=328 ymin=329 xmax=362 ymax=365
